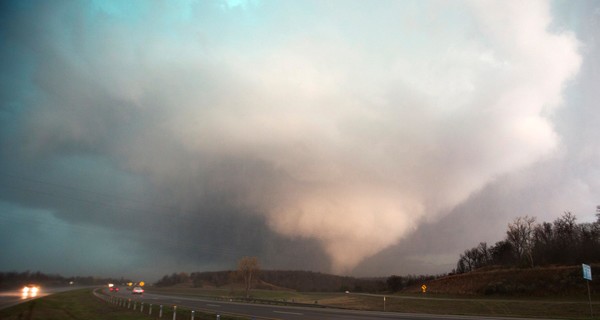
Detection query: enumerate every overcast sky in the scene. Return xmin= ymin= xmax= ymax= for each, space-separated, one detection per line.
xmin=1 ymin=0 xmax=599 ymax=281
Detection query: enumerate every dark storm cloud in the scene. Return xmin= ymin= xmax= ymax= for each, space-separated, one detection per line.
xmin=1 ymin=0 xmax=595 ymax=279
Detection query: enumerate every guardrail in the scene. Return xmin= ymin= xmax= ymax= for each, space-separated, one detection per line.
xmin=93 ymin=287 xmax=334 ymax=319
xmin=93 ymin=288 xmax=230 ymax=320
xmin=211 ymin=296 xmax=331 ymax=309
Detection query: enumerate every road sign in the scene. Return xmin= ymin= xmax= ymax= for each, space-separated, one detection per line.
xmin=421 ymin=284 xmax=427 ymax=293
xmin=582 ymin=264 xmax=594 ymax=318
xmin=139 ymin=281 xmax=145 ymax=287
xmin=583 ymin=264 xmax=592 ymax=281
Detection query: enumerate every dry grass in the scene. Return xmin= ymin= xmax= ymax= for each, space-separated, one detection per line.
xmin=326 ymin=294 xmax=600 ymax=319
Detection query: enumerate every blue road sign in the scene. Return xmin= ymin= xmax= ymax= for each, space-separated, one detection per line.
xmin=582 ymin=264 xmax=592 ymax=281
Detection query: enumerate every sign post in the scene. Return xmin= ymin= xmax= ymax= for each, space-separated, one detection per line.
xmin=582 ymin=264 xmax=593 ymax=318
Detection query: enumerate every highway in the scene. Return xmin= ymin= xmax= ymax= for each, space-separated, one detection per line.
xmin=106 ymin=288 xmax=559 ymax=320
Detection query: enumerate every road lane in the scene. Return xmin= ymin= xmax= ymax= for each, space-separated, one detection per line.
xmin=105 ymin=288 xmax=559 ymax=320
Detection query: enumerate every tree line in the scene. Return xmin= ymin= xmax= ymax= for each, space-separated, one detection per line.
xmin=455 ymin=210 xmax=600 ymax=274
xmin=155 ymin=272 xmax=193 ymax=287
xmin=0 ymin=270 xmax=130 ymax=289
xmin=156 ymin=257 xmax=441 ymax=294
xmin=385 ymin=274 xmax=436 ymax=292
xmin=156 ymin=268 xmax=390 ymax=293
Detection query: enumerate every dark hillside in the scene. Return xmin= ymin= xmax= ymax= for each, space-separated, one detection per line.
xmin=410 ymin=264 xmax=599 ymax=296
xmin=258 ymin=270 xmax=385 ymax=292
xmin=184 ymin=270 xmax=386 ymax=292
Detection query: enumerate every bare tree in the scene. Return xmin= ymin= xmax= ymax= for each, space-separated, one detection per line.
xmin=456 ymin=208 xmax=600 ymax=270
xmin=238 ymin=256 xmax=259 ymax=298
xmin=477 ymin=242 xmax=491 ymax=266
xmin=553 ymin=211 xmax=578 ymax=264
xmin=506 ymin=216 xmax=537 ymax=267
xmin=490 ymin=240 xmax=516 ymax=265
xmin=532 ymin=222 xmax=554 ymax=265
xmin=456 ymin=242 xmax=492 ymax=273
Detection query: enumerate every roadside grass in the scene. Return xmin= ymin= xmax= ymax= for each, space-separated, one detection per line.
xmin=0 ymin=288 xmax=247 ymax=320
xmin=329 ymin=294 xmax=599 ymax=319
xmin=148 ymin=287 xmax=600 ymax=319
xmin=0 ymin=288 xmax=149 ymax=320
xmin=148 ymin=287 xmax=341 ymax=305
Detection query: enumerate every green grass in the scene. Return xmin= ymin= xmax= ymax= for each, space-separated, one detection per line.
xmin=0 ymin=288 xmax=248 ymax=320
xmin=0 ymin=288 xmax=150 ymax=320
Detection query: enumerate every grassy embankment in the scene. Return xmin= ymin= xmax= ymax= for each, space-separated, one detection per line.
xmin=0 ymin=288 xmax=247 ymax=320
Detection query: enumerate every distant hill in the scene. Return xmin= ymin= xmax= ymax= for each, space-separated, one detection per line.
xmin=156 ymin=265 xmax=599 ymax=297
xmin=168 ymin=270 xmax=387 ymax=293
xmin=257 ymin=270 xmax=386 ymax=292
xmin=410 ymin=264 xmax=599 ymax=296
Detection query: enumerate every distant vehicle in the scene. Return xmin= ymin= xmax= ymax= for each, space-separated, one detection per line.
xmin=108 ymin=283 xmax=119 ymax=292
xmin=22 ymin=284 xmax=40 ymax=297
xmin=132 ymin=286 xmax=144 ymax=295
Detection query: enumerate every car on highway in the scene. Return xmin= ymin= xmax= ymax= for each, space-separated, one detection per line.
xmin=109 ymin=286 xmax=119 ymax=292
xmin=21 ymin=284 xmax=40 ymax=297
xmin=132 ymin=286 xmax=144 ymax=295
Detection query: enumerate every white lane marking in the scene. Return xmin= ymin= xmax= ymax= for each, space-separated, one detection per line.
xmin=206 ymin=304 xmax=221 ymax=307
xmin=273 ymin=311 xmax=303 ymax=316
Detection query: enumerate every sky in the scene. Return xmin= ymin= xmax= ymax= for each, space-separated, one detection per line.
xmin=1 ymin=0 xmax=599 ymax=282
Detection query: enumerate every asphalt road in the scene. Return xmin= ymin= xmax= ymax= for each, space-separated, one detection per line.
xmin=106 ymin=288 xmax=559 ymax=320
